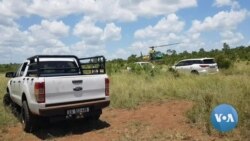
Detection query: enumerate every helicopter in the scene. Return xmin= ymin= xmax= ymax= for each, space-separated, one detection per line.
xmin=140 ymin=43 xmax=181 ymax=62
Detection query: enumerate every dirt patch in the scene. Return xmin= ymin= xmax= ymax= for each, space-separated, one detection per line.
xmin=0 ymin=100 xmax=223 ymax=141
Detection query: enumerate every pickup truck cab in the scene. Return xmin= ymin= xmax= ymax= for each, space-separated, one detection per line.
xmin=4 ymin=55 xmax=110 ymax=132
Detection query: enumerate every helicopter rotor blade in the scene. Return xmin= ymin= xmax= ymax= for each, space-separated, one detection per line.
xmin=154 ymin=42 xmax=181 ymax=48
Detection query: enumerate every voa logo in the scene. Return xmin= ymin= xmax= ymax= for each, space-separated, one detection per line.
xmin=214 ymin=113 xmax=235 ymax=123
xmin=211 ymin=104 xmax=238 ymax=132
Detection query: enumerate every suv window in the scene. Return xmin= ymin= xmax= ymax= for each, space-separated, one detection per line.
xmin=203 ymin=59 xmax=215 ymax=64
xmin=176 ymin=61 xmax=189 ymax=66
xmin=191 ymin=60 xmax=203 ymax=64
xmin=185 ymin=61 xmax=193 ymax=65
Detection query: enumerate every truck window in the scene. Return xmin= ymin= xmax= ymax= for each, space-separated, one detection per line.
xmin=28 ymin=61 xmax=80 ymax=77
xmin=16 ymin=62 xmax=28 ymax=77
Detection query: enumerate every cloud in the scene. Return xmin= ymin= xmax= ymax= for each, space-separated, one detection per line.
xmin=26 ymin=20 xmax=69 ymax=50
xmin=134 ymin=14 xmax=185 ymax=40
xmin=73 ymin=17 xmax=103 ymax=44
xmin=40 ymin=20 xmax=69 ymax=37
xmin=127 ymin=0 xmax=197 ymax=17
xmin=0 ymin=0 xmax=197 ymax=22
xmin=220 ymin=30 xmax=244 ymax=45
xmin=0 ymin=0 xmax=28 ymax=18
xmin=102 ymin=23 xmax=121 ymax=41
xmin=213 ymin=0 xmax=240 ymax=9
xmin=29 ymin=20 xmax=70 ymax=38
xmin=73 ymin=17 xmax=121 ymax=44
xmin=0 ymin=0 xmax=249 ymax=63
xmin=131 ymin=14 xmax=189 ymax=54
xmin=0 ymin=0 xmax=28 ymax=26
xmin=189 ymin=10 xmax=247 ymax=33
xmin=70 ymin=41 xmax=107 ymax=57
xmin=187 ymin=9 xmax=248 ymax=49
xmin=28 ymin=0 xmax=93 ymax=19
xmin=0 ymin=20 xmax=71 ymax=63
xmin=108 ymin=48 xmax=129 ymax=60
xmin=130 ymin=11 xmax=246 ymax=55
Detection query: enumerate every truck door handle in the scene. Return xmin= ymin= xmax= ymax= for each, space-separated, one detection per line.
xmin=18 ymin=81 xmax=21 ymax=83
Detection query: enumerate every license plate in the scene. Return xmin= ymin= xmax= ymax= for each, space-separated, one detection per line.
xmin=66 ymin=107 xmax=89 ymax=115
xmin=210 ymin=66 xmax=215 ymax=68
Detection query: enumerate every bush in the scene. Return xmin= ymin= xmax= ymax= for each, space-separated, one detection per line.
xmin=215 ymin=54 xmax=233 ymax=69
xmin=106 ymin=62 xmax=125 ymax=75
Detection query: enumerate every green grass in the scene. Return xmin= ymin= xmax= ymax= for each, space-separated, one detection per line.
xmin=0 ymin=74 xmax=18 ymax=129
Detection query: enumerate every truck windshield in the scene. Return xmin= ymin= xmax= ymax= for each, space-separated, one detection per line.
xmin=28 ymin=61 xmax=80 ymax=77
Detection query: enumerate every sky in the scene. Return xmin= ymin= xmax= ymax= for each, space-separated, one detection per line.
xmin=0 ymin=0 xmax=249 ymax=63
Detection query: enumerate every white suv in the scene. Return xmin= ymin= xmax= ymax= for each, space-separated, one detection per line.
xmin=171 ymin=58 xmax=219 ymax=74
xmin=127 ymin=62 xmax=154 ymax=70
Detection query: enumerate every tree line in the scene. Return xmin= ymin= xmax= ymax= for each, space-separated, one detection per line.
xmin=0 ymin=43 xmax=249 ymax=73
xmin=107 ymin=43 xmax=250 ymax=74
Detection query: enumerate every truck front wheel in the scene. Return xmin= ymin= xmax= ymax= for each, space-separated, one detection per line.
xmin=3 ymin=93 xmax=11 ymax=106
xmin=21 ymin=101 xmax=36 ymax=132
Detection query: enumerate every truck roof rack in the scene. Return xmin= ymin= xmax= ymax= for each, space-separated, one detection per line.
xmin=27 ymin=55 xmax=106 ymax=77
xmin=28 ymin=55 xmax=79 ymax=60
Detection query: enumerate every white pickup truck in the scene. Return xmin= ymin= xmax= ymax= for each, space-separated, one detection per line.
xmin=4 ymin=55 xmax=110 ymax=132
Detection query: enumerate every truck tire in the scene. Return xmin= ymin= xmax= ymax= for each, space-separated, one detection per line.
xmin=3 ymin=93 xmax=11 ymax=106
xmin=86 ymin=109 xmax=101 ymax=120
xmin=92 ymin=114 xmax=101 ymax=120
xmin=21 ymin=101 xmax=36 ymax=133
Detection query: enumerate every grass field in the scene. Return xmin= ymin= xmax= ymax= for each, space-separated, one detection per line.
xmin=0 ymin=62 xmax=249 ymax=139
xmin=110 ymin=62 xmax=250 ymax=139
xmin=0 ymin=74 xmax=18 ymax=130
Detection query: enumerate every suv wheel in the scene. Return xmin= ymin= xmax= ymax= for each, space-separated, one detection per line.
xmin=21 ymin=101 xmax=36 ymax=132
xmin=191 ymin=70 xmax=199 ymax=75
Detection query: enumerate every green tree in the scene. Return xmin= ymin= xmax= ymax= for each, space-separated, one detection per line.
xmin=127 ymin=54 xmax=139 ymax=63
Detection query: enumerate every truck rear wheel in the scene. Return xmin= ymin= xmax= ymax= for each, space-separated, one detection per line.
xmin=92 ymin=114 xmax=101 ymax=120
xmin=86 ymin=109 xmax=101 ymax=120
xmin=21 ymin=101 xmax=36 ymax=133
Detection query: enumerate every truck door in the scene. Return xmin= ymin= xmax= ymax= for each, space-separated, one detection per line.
xmin=10 ymin=64 xmax=22 ymax=103
xmin=13 ymin=62 xmax=28 ymax=104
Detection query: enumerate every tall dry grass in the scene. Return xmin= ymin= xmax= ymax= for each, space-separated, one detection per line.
xmin=110 ymin=62 xmax=250 ymax=138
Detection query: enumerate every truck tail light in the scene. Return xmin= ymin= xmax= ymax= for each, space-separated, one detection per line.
xmin=200 ymin=64 xmax=209 ymax=68
xmin=34 ymin=82 xmax=45 ymax=103
xmin=105 ymin=78 xmax=109 ymax=96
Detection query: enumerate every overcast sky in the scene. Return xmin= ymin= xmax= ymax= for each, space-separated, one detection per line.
xmin=0 ymin=0 xmax=249 ymax=63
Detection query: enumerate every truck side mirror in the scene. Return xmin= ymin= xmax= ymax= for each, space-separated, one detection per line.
xmin=5 ymin=72 xmax=15 ymax=78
